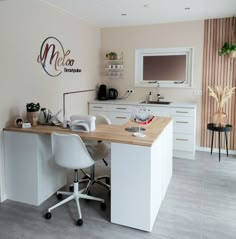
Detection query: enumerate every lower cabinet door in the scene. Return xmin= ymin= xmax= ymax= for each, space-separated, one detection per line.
xmin=173 ymin=133 xmax=194 ymax=152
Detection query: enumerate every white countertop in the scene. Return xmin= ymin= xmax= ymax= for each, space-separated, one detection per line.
xmin=89 ymin=100 xmax=197 ymax=109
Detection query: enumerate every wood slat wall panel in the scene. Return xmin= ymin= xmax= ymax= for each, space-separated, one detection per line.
xmin=201 ymin=17 xmax=236 ymax=150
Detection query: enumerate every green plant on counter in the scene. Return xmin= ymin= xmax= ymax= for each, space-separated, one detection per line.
xmin=106 ymin=51 xmax=117 ymax=60
xmin=26 ymin=102 xmax=40 ymax=112
xmin=219 ymin=42 xmax=236 ymax=56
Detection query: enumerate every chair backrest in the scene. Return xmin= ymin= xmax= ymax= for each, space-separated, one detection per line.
xmin=51 ymin=132 xmax=94 ymax=169
xmin=70 ymin=114 xmax=96 ymax=131
xmin=95 ymin=114 xmax=111 ymax=125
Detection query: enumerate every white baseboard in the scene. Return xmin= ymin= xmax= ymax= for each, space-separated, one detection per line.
xmin=0 ymin=193 xmax=7 ymax=203
xmin=196 ymin=146 xmax=236 ymax=155
xmin=173 ymin=150 xmax=195 ymax=160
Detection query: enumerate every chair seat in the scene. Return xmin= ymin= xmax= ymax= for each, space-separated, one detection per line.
xmin=86 ymin=142 xmax=109 ymax=162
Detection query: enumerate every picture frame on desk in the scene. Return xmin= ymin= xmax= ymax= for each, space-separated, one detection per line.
xmin=15 ymin=117 xmax=23 ymax=128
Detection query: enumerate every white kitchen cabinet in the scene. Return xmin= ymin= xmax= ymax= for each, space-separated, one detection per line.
xmin=107 ymin=104 xmax=134 ymax=125
xmin=89 ymin=102 xmax=134 ymax=125
xmin=171 ymin=107 xmax=196 ymax=159
xmin=88 ymin=101 xmax=196 ymax=159
xmin=108 ymin=112 xmax=131 ymax=125
xmin=146 ymin=106 xmax=171 ymax=117
xmin=88 ymin=103 xmax=109 ymax=119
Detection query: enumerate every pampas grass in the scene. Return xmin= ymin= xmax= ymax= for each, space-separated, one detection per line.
xmin=208 ymin=86 xmax=236 ymax=109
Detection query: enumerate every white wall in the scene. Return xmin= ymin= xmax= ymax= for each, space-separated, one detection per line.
xmin=0 ymin=1 xmax=206 ymax=201
xmin=101 ymin=21 xmax=204 ymax=147
xmin=0 ymin=0 xmax=101 ymax=201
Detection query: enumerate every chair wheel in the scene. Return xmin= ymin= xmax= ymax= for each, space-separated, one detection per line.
xmin=57 ymin=193 xmax=63 ymax=200
xmin=76 ymin=219 xmax=83 ymax=226
xmin=101 ymin=202 xmax=106 ymax=210
xmin=45 ymin=212 xmax=52 ymax=220
xmin=105 ymin=177 xmax=110 ymax=185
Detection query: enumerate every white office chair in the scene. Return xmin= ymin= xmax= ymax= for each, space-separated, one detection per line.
xmin=95 ymin=114 xmax=111 ymax=125
xmin=45 ymin=132 xmax=106 ymax=226
xmin=71 ymin=114 xmax=111 ymax=194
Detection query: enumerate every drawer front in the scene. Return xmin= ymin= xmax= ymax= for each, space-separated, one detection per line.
xmin=171 ymin=108 xmax=195 ymax=117
xmin=173 ymin=116 xmax=194 ymax=134
xmin=108 ymin=104 xmax=133 ymax=113
xmin=89 ymin=110 xmax=109 ymax=118
xmin=146 ymin=106 xmax=170 ymax=117
xmin=89 ymin=103 xmax=108 ymax=111
xmin=173 ymin=133 xmax=194 ymax=152
xmin=108 ymin=112 xmax=131 ymax=125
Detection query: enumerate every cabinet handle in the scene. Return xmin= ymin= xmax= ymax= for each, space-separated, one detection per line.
xmin=176 ymin=111 xmax=188 ymax=114
xmin=176 ymin=138 xmax=189 ymax=141
xmin=93 ymin=106 xmax=103 ymax=109
xmin=176 ymin=121 xmax=189 ymax=124
xmin=115 ymin=116 xmax=127 ymax=119
xmin=116 ymin=107 xmax=127 ymax=110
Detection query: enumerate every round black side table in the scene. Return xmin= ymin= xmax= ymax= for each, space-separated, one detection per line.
xmin=207 ymin=123 xmax=232 ymax=162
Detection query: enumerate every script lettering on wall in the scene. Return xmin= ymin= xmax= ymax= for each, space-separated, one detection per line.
xmin=37 ymin=37 xmax=81 ymax=77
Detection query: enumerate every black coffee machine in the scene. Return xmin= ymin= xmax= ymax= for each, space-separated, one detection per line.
xmin=98 ymin=84 xmax=107 ymax=100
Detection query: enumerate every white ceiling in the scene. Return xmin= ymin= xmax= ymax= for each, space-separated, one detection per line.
xmin=41 ymin=0 xmax=236 ymax=28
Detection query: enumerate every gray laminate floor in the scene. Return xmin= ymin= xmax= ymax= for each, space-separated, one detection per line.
xmin=0 ymin=151 xmax=236 ymax=239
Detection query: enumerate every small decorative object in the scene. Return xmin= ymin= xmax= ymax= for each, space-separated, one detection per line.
xmin=38 ymin=108 xmax=53 ymax=125
xmin=22 ymin=122 xmax=32 ymax=128
xmin=15 ymin=117 xmax=23 ymax=128
xmin=26 ymin=102 xmax=40 ymax=126
xmin=106 ymin=51 xmax=117 ymax=60
xmin=218 ymin=42 xmax=236 ymax=58
xmin=208 ymin=86 xmax=236 ymax=126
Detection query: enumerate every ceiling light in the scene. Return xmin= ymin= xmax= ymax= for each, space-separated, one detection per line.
xmin=144 ymin=3 xmax=151 ymax=8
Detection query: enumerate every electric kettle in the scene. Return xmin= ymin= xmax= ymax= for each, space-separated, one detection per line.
xmin=108 ymin=88 xmax=118 ymax=99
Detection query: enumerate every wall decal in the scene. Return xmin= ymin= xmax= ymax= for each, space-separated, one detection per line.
xmin=37 ymin=36 xmax=81 ymax=77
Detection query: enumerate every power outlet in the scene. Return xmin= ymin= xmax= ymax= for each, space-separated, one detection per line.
xmin=127 ymin=89 xmax=134 ymax=93
xmin=193 ymin=90 xmax=202 ymax=96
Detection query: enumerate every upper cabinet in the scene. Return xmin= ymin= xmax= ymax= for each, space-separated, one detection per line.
xmin=105 ymin=52 xmax=124 ymax=79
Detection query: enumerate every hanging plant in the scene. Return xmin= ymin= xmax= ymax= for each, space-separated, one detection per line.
xmin=218 ymin=42 xmax=236 ymax=57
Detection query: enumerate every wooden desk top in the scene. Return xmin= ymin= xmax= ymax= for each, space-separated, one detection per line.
xmin=3 ymin=117 xmax=172 ymax=147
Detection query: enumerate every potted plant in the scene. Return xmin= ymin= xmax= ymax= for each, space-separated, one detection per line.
xmin=208 ymin=86 xmax=236 ymax=126
xmin=106 ymin=51 xmax=117 ymax=60
xmin=219 ymin=42 xmax=236 ymax=58
xmin=26 ymin=102 xmax=40 ymax=126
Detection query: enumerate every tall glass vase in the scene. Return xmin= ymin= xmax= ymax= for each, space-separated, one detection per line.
xmin=213 ymin=108 xmax=227 ymax=127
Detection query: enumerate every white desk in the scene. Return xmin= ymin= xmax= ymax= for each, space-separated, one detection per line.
xmin=3 ymin=117 xmax=173 ymax=232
